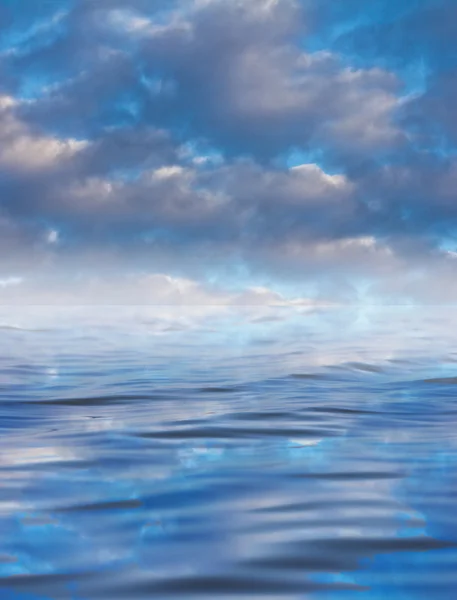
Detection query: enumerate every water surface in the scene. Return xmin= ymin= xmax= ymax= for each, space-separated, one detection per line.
xmin=0 ymin=306 xmax=456 ymax=599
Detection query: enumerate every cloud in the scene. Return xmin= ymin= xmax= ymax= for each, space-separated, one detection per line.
xmin=313 ymin=0 xmax=457 ymax=154
xmin=0 ymin=0 xmax=456 ymax=304
xmin=132 ymin=0 xmax=402 ymax=158
xmin=9 ymin=0 xmax=402 ymax=160
xmin=0 ymin=95 xmax=86 ymax=172
xmin=0 ymin=276 xmax=23 ymax=288
xmin=0 ymin=271 xmax=336 ymax=309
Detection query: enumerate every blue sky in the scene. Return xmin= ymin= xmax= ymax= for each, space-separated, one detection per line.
xmin=0 ymin=0 xmax=457 ymax=305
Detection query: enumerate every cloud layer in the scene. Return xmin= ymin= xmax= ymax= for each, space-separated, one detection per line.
xmin=0 ymin=0 xmax=456 ymax=304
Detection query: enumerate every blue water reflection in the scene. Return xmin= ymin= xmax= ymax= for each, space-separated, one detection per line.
xmin=0 ymin=306 xmax=456 ymax=599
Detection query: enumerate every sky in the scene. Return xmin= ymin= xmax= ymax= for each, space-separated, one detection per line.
xmin=0 ymin=0 xmax=457 ymax=305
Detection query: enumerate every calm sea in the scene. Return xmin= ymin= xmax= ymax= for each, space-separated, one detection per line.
xmin=0 ymin=305 xmax=456 ymax=599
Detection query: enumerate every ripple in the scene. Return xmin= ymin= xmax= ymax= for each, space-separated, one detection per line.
xmin=345 ymin=362 xmax=385 ymax=374
xmin=56 ymin=498 xmax=143 ymax=513
xmin=100 ymin=573 xmax=366 ymax=598
xmin=290 ymin=470 xmax=405 ymax=481
xmin=137 ymin=425 xmax=339 ymax=440
xmin=198 ymin=386 xmax=241 ymax=394
xmin=25 ymin=394 xmax=152 ymax=406
xmin=422 ymin=377 xmax=457 ymax=385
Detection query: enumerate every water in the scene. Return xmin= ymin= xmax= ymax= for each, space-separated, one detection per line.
xmin=0 ymin=305 xmax=457 ymax=599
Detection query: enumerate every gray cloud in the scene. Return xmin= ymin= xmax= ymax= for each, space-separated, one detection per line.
xmin=135 ymin=0 xmax=403 ymax=158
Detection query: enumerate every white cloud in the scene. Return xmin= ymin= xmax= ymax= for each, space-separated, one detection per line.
xmin=0 ymin=276 xmax=23 ymax=288
xmin=0 ymin=271 xmax=332 ymax=308
xmin=150 ymin=165 xmax=188 ymax=180
xmin=46 ymin=229 xmax=59 ymax=244
xmin=0 ymin=95 xmax=87 ymax=172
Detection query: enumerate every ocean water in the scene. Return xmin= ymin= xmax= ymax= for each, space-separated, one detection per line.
xmin=0 ymin=305 xmax=457 ymax=599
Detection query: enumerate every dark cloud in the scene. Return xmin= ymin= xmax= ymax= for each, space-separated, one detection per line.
xmin=136 ymin=0 xmax=402 ymax=159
